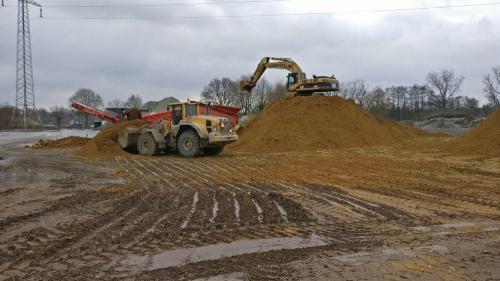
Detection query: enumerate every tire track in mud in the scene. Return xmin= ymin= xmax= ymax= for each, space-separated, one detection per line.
xmin=120 ymin=157 xmax=384 ymax=249
xmin=0 ymin=187 xmax=146 ymax=279
xmin=177 ymin=159 xmax=298 ymax=227
xmin=354 ymin=185 xmax=477 ymax=221
xmin=297 ymin=183 xmax=387 ymax=219
xmin=0 ymin=155 xmax=139 ymax=276
xmin=4 ymin=156 xmax=169 ymax=278
xmin=297 ymin=183 xmax=423 ymax=225
xmin=181 ymin=191 xmax=200 ymax=230
xmin=45 ymin=187 xmax=152 ymax=262
xmin=132 ymin=158 xmax=176 ymax=189
xmin=0 ymin=154 xmax=388 ymax=280
xmin=0 ymin=190 xmax=121 ymax=233
xmin=257 ymin=181 xmax=361 ymax=221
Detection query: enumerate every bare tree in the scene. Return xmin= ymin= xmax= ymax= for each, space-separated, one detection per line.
xmin=364 ymin=87 xmax=386 ymax=116
xmin=125 ymin=94 xmax=143 ymax=109
xmin=107 ymin=99 xmax=125 ymax=108
xmin=69 ymin=88 xmax=103 ymax=127
xmin=426 ymin=70 xmax=464 ymax=109
xmin=230 ymin=75 xmax=252 ymax=115
xmin=464 ymin=97 xmax=479 ymax=115
xmin=50 ymin=106 xmax=66 ymax=128
xmin=340 ymin=79 xmax=368 ymax=107
xmin=483 ymin=66 xmax=500 ymax=107
xmin=201 ymin=78 xmax=238 ymax=106
xmin=253 ymin=78 xmax=273 ymax=112
xmin=269 ymin=81 xmax=287 ymax=102
xmin=0 ymin=104 xmax=15 ymax=130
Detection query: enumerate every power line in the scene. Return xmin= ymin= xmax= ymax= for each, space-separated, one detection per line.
xmin=2 ymin=0 xmax=290 ymax=8
xmin=35 ymin=2 xmax=500 ymax=21
xmin=2 ymin=1 xmax=499 ymax=23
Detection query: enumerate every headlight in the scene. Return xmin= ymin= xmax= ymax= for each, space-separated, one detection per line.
xmin=212 ymin=124 xmax=220 ymax=132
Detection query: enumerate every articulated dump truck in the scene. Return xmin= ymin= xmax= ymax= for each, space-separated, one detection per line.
xmin=72 ymin=100 xmax=240 ymax=158
xmin=118 ymin=101 xmax=239 ymax=157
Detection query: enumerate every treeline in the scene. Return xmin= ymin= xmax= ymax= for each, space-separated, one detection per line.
xmin=338 ymin=68 xmax=500 ymax=121
xmin=201 ymin=77 xmax=287 ymax=115
xmin=202 ymin=66 xmax=500 ymax=121
xmin=0 ymin=89 xmax=143 ymax=129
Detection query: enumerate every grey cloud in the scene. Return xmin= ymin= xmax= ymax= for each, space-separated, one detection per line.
xmin=0 ymin=1 xmax=499 ymax=109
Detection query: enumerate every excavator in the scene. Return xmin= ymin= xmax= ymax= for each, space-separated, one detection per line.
xmin=240 ymin=57 xmax=340 ymax=98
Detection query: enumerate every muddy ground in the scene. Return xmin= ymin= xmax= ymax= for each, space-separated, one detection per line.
xmin=0 ymin=136 xmax=499 ymax=280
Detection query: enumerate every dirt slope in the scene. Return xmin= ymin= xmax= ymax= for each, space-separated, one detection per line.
xmin=32 ymin=136 xmax=90 ymax=149
xmin=228 ymin=95 xmax=424 ymax=153
xmin=450 ymin=110 xmax=500 ymax=157
xmin=76 ymin=120 xmax=145 ymax=157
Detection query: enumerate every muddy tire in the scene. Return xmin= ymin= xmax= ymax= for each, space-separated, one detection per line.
xmin=204 ymin=146 xmax=224 ymax=156
xmin=137 ymin=133 xmax=159 ymax=156
xmin=177 ymin=129 xmax=201 ymax=158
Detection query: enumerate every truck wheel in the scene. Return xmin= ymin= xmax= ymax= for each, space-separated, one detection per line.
xmin=137 ymin=133 xmax=158 ymax=156
xmin=177 ymin=129 xmax=201 ymax=158
xmin=204 ymin=146 xmax=224 ymax=156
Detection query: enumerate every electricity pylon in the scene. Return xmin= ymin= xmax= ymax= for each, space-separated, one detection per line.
xmin=8 ymin=0 xmax=43 ymax=129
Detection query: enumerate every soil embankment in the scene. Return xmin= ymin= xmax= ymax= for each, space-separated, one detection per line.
xmin=32 ymin=136 xmax=90 ymax=149
xmin=228 ymin=95 xmax=425 ymax=153
xmin=450 ymin=110 xmax=500 ymax=157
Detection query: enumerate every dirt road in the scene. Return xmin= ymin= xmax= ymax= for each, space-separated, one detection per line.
xmin=0 ymin=138 xmax=499 ymax=280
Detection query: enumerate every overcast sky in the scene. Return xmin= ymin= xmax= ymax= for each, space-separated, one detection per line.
xmin=0 ymin=0 xmax=499 ymax=109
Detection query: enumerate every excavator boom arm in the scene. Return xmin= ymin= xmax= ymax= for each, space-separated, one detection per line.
xmin=240 ymin=57 xmax=303 ymax=92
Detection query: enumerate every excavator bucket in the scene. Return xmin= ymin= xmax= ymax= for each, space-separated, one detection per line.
xmin=239 ymin=80 xmax=255 ymax=93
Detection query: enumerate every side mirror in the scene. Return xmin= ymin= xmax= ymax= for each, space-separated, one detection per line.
xmin=205 ymin=102 xmax=212 ymax=115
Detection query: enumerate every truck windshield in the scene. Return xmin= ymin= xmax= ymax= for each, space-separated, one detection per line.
xmin=185 ymin=104 xmax=197 ymax=117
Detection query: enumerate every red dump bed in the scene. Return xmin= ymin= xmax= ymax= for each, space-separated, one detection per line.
xmin=141 ymin=110 xmax=173 ymax=123
xmin=72 ymin=101 xmax=240 ymax=127
xmin=198 ymin=102 xmax=240 ymax=127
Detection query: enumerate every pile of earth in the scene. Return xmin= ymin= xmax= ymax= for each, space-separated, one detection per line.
xmin=141 ymin=97 xmax=179 ymax=112
xmin=32 ymin=136 xmax=90 ymax=149
xmin=75 ymin=120 xmax=146 ymax=157
xmin=227 ymin=95 xmax=425 ymax=153
xmin=450 ymin=110 xmax=500 ymax=157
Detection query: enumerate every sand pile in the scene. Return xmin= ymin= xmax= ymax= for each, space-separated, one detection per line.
xmin=76 ymin=120 xmax=145 ymax=157
xmin=450 ymin=110 xmax=500 ymax=157
xmin=228 ymin=95 xmax=424 ymax=153
xmin=32 ymin=136 xmax=90 ymax=149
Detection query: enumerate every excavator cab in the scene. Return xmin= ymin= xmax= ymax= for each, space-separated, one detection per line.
xmin=287 ymin=73 xmax=298 ymax=89
xmin=286 ymin=73 xmax=307 ymax=89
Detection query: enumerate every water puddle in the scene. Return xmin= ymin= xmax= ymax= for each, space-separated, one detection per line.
xmin=181 ymin=191 xmax=199 ymax=229
xmin=118 ymin=234 xmax=329 ymax=272
xmin=334 ymin=252 xmax=371 ymax=265
xmin=191 ymin=272 xmax=247 ymax=281
xmin=439 ymin=222 xmax=475 ymax=229
xmin=272 ymin=199 xmax=289 ymax=223
xmin=209 ymin=192 xmax=219 ymax=224
xmin=251 ymin=198 xmax=263 ymax=224
xmin=233 ymin=195 xmax=240 ymax=226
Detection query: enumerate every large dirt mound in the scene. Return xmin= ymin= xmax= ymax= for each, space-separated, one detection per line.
xmin=32 ymin=136 xmax=90 ymax=149
xmin=450 ymin=110 xmax=500 ymax=157
xmin=228 ymin=95 xmax=424 ymax=153
xmin=76 ymin=120 xmax=145 ymax=157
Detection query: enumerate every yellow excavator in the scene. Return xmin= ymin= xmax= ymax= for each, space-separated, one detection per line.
xmin=240 ymin=57 xmax=340 ymax=98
